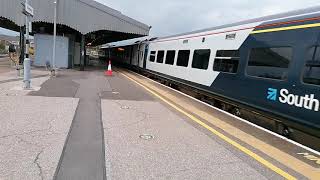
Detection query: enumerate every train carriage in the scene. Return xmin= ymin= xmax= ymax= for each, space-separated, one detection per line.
xmin=107 ymin=6 xmax=320 ymax=150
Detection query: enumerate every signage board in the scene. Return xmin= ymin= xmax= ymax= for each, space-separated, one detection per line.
xmin=24 ymin=3 xmax=34 ymax=17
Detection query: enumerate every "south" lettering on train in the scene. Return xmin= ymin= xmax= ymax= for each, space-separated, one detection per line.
xmin=279 ymin=89 xmax=319 ymax=112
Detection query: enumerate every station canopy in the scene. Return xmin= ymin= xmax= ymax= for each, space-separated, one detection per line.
xmin=0 ymin=0 xmax=150 ymax=44
xmin=101 ymin=36 xmax=157 ymax=49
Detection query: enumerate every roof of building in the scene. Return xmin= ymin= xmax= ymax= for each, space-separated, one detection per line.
xmin=0 ymin=35 xmax=19 ymax=42
xmin=0 ymin=0 xmax=150 ymax=35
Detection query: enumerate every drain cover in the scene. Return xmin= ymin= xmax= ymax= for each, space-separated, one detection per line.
xmin=139 ymin=134 xmax=154 ymax=140
xmin=120 ymin=105 xmax=129 ymax=109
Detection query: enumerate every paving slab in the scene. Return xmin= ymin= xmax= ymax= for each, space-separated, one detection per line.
xmin=101 ymin=99 xmax=271 ymax=180
xmin=0 ymin=69 xmax=49 ymax=82
xmin=0 ymin=96 xmax=79 ymax=180
xmin=100 ymin=73 xmax=155 ymax=101
xmin=0 ymin=76 xmax=49 ymax=96
xmin=54 ymin=71 xmax=109 ymax=180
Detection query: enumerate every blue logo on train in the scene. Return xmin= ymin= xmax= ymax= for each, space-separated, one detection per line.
xmin=267 ymin=88 xmax=278 ymax=101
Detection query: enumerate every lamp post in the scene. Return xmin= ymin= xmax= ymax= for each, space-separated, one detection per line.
xmin=52 ymin=0 xmax=57 ymax=76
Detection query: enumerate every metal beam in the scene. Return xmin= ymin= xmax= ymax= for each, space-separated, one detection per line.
xmin=52 ymin=0 xmax=58 ymax=75
xmin=19 ymin=26 xmax=25 ymax=65
xmin=80 ymin=35 xmax=85 ymax=71
xmin=130 ymin=46 xmax=133 ymax=65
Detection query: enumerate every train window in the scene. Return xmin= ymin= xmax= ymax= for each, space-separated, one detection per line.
xmin=303 ymin=46 xmax=320 ymax=86
xmin=149 ymin=51 xmax=156 ymax=62
xmin=177 ymin=50 xmax=190 ymax=67
xmin=213 ymin=50 xmax=239 ymax=73
xmin=192 ymin=49 xmax=210 ymax=70
xmin=216 ymin=50 xmax=239 ymax=57
xmin=165 ymin=50 xmax=175 ymax=65
xmin=247 ymin=47 xmax=292 ymax=80
xmin=156 ymin=51 xmax=165 ymax=63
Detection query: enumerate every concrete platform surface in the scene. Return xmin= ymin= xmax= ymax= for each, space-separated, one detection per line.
xmin=100 ymin=70 xmax=287 ymax=180
xmin=120 ymin=70 xmax=319 ymax=179
xmin=0 ymin=96 xmax=79 ymax=180
xmin=102 ymin=99 xmax=274 ymax=180
xmin=0 ymin=69 xmax=49 ymax=82
xmin=0 ymin=76 xmax=49 ymax=96
xmin=0 ymin=57 xmax=15 ymax=74
xmin=53 ymin=71 xmax=109 ymax=180
xmin=0 ymin=68 xmax=315 ymax=180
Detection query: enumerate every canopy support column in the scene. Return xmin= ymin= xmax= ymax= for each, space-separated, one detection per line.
xmin=80 ymin=35 xmax=85 ymax=71
xmin=19 ymin=26 xmax=25 ymax=65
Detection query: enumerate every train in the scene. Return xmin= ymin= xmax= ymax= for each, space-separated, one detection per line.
xmin=103 ymin=6 xmax=320 ymax=150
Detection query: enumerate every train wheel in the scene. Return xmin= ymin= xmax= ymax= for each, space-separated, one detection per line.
xmin=276 ymin=123 xmax=290 ymax=137
xmin=232 ymin=107 xmax=241 ymax=117
xmin=221 ymin=103 xmax=228 ymax=111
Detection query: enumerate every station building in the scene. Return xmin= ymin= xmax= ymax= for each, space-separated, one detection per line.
xmin=0 ymin=0 xmax=150 ymax=70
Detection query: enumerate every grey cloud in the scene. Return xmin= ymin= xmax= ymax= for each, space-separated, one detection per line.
xmin=96 ymin=0 xmax=320 ymax=37
xmin=1 ymin=1 xmax=319 ymax=37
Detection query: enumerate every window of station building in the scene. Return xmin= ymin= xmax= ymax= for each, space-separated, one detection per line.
xmin=149 ymin=51 xmax=156 ymax=62
xmin=156 ymin=50 xmax=165 ymax=63
xmin=177 ymin=50 xmax=190 ymax=67
xmin=247 ymin=47 xmax=292 ymax=80
xmin=213 ymin=50 xmax=239 ymax=73
xmin=165 ymin=50 xmax=175 ymax=65
xmin=303 ymin=46 xmax=320 ymax=86
xmin=192 ymin=49 xmax=211 ymax=70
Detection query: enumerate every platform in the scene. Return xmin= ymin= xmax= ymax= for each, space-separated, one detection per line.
xmin=101 ymin=69 xmax=319 ymax=180
xmin=0 ymin=67 xmax=319 ymax=180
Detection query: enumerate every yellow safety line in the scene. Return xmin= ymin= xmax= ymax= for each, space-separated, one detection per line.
xmin=120 ymin=72 xmax=297 ymax=180
xmin=251 ymin=23 xmax=320 ymax=34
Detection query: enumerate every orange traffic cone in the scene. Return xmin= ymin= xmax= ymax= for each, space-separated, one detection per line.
xmin=105 ymin=60 xmax=113 ymax=76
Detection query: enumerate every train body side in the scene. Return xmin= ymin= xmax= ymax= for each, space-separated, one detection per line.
xmin=146 ymin=22 xmax=260 ymax=86
xmin=145 ymin=16 xmax=320 ymax=138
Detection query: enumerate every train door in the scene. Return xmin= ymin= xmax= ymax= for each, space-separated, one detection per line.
xmin=138 ymin=46 xmax=144 ymax=68
xmin=143 ymin=44 xmax=149 ymax=69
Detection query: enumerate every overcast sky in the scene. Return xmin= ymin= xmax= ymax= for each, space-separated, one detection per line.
xmin=96 ymin=0 xmax=320 ymax=37
xmin=1 ymin=0 xmax=320 ymax=37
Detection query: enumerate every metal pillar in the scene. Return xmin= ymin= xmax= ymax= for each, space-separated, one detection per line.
xmin=84 ymin=44 xmax=87 ymax=66
xmin=52 ymin=0 xmax=58 ymax=75
xmin=143 ymin=45 xmax=148 ymax=69
xmin=23 ymin=0 xmax=31 ymax=89
xmin=137 ymin=44 xmax=141 ymax=66
xmin=19 ymin=26 xmax=25 ymax=65
xmin=108 ymin=48 xmax=111 ymax=60
xmin=130 ymin=46 xmax=134 ymax=65
xmin=80 ymin=35 xmax=85 ymax=71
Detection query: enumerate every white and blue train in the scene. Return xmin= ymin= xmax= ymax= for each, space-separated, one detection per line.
xmin=103 ymin=6 xmax=320 ymax=150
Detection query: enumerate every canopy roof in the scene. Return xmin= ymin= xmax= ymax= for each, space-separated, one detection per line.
xmin=0 ymin=0 xmax=150 ymax=35
xmin=101 ymin=36 xmax=157 ymax=48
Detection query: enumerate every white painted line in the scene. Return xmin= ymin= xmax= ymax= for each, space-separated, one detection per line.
xmin=11 ymin=86 xmax=41 ymax=91
xmin=128 ymin=69 xmax=320 ymax=156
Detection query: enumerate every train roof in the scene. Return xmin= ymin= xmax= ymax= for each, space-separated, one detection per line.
xmin=102 ymin=5 xmax=320 ymax=48
xmin=158 ymin=5 xmax=320 ymax=40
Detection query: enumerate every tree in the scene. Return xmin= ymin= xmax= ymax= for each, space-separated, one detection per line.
xmin=0 ymin=41 xmax=5 ymax=52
